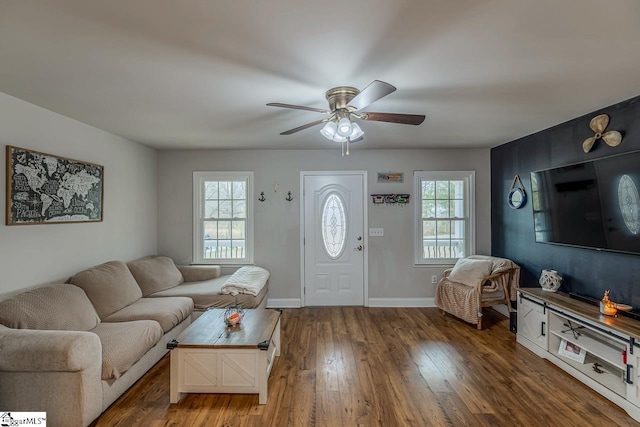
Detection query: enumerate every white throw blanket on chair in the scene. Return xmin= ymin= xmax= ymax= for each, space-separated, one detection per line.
xmin=221 ymin=266 xmax=270 ymax=296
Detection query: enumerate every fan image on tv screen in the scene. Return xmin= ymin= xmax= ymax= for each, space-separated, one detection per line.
xmin=530 ymin=150 xmax=640 ymax=255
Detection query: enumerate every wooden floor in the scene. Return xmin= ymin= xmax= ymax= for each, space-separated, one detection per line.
xmin=94 ymin=307 xmax=638 ymax=426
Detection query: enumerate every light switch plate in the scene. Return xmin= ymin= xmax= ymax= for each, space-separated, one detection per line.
xmin=369 ymin=228 xmax=384 ymax=237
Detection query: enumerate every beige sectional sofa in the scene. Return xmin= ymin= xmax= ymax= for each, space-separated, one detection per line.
xmin=130 ymin=256 xmax=268 ymax=314
xmin=0 ymin=256 xmax=268 ymax=427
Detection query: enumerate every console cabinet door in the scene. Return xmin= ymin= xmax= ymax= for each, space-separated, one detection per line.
xmin=517 ymin=294 xmax=548 ymax=351
xmin=627 ymin=347 xmax=640 ymax=407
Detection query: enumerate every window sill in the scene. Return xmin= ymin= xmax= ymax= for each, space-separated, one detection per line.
xmin=192 ymin=261 xmax=254 ymax=267
xmin=414 ymin=262 xmax=456 ymax=268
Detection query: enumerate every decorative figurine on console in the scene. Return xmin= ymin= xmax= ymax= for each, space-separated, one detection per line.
xmin=600 ymin=290 xmax=618 ymax=317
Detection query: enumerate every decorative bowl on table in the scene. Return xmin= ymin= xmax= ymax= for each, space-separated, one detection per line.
xmin=224 ymin=307 xmax=244 ymax=326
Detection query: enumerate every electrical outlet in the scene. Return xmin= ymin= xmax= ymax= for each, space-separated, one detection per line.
xmin=369 ymin=228 xmax=384 ymax=237
xmin=431 ymin=275 xmax=438 ymax=284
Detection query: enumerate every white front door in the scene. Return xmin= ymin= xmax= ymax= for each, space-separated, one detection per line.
xmin=302 ymin=172 xmax=366 ymax=306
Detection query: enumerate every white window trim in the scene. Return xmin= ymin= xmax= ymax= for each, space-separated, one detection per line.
xmin=413 ymin=171 xmax=476 ymax=266
xmin=192 ymin=171 xmax=254 ymax=265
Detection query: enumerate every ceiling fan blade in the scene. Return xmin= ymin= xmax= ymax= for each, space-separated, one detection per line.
xmin=280 ymin=118 xmax=328 ymax=135
xmin=362 ymin=112 xmax=425 ymax=125
xmin=267 ymin=103 xmax=330 ymax=114
xmin=347 ymin=80 xmax=396 ymax=111
xmin=589 ymin=114 xmax=609 ymax=134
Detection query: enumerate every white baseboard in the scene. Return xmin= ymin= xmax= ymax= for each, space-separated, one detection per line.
xmin=367 ymin=297 xmax=436 ymax=307
xmin=266 ymin=298 xmax=301 ymax=309
xmin=266 ymin=297 xmax=439 ymax=309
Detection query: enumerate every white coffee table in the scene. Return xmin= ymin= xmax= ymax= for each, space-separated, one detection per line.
xmin=169 ymin=308 xmax=281 ymax=404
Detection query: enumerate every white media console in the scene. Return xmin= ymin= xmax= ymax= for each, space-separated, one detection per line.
xmin=517 ymin=288 xmax=640 ymax=422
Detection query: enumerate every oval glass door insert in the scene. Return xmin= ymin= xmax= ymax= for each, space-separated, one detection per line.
xmin=322 ymin=193 xmax=347 ymax=258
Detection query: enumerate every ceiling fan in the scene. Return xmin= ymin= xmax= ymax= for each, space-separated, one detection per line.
xmin=267 ymin=80 xmax=425 ymax=154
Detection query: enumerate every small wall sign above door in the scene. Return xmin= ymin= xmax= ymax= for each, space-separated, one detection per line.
xmin=377 ymin=172 xmax=404 ymax=183
xmin=508 ymin=175 xmax=527 ymax=209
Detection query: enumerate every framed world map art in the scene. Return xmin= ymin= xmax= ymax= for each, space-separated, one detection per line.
xmin=5 ymin=146 xmax=104 ymax=225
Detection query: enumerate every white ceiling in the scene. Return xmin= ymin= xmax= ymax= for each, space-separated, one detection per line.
xmin=1 ymin=0 xmax=640 ymax=150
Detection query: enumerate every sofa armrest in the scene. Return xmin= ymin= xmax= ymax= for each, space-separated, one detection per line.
xmin=0 ymin=328 xmax=101 ymax=372
xmin=0 ymin=328 xmax=103 ymax=427
xmin=177 ymin=265 xmax=222 ymax=282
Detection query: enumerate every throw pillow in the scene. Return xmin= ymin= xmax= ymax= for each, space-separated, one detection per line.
xmin=69 ymin=260 xmax=142 ymax=319
xmin=448 ymin=258 xmax=493 ymax=286
xmin=0 ymin=284 xmax=100 ymax=331
xmin=127 ymin=256 xmax=184 ymax=296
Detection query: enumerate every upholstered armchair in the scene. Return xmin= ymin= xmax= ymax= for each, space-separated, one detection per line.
xmin=435 ymin=255 xmax=520 ymax=330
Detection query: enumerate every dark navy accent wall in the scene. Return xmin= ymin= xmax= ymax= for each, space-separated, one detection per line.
xmin=491 ymin=95 xmax=640 ymax=307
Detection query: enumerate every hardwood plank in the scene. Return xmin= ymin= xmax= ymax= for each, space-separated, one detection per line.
xmin=335 ymin=331 xmax=369 ymax=425
xmin=316 ymin=391 xmax=342 ymax=427
xmin=435 ymin=391 xmax=479 ymax=426
xmin=316 ymin=320 xmax=340 ymax=393
xmin=93 ymin=307 xmax=640 ymax=427
xmin=331 ymin=307 xmax=348 ymax=335
xmin=288 ymin=369 xmax=316 ymax=426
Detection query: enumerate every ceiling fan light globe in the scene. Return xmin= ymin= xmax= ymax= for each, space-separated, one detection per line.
xmin=337 ymin=117 xmax=352 ymax=137
xmin=320 ymin=121 xmax=337 ymax=140
xmin=333 ymin=134 xmax=347 ymax=143
xmin=350 ymin=122 xmax=364 ymax=139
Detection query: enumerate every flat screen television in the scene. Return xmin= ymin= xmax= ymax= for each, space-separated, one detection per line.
xmin=530 ymin=150 xmax=640 ymax=255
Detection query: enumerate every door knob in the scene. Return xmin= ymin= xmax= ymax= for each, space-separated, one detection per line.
xmin=354 ymin=245 xmax=363 ymax=251
xmin=357 ymin=236 xmax=362 ymax=241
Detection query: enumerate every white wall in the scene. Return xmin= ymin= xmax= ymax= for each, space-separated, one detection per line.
xmin=0 ymin=93 xmax=158 ymax=294
xmin=157 ymin=148 xmax=490 ymax=306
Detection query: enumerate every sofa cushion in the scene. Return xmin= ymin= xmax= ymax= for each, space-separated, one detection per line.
xmin=127 ymin=256 xmax=185 ymax=297
xmin=102 ymin=297 xmax=193 ymax=333
xmin=69 ymin=261 xmax=143 ymax=319
xmin=0 ymin=284 xmax=100 ymax=331
xmin=448 ymin=258 xmax=493 ymax=287
xmin=177 ymin=265 xmax=222 ymax=282
xmin=91 ymin=320 xmax=163 ymax=380
xmin=148 ymin=276 xmax=267 ymax=310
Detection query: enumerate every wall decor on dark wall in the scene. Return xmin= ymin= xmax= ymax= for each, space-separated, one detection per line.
xmin=491 ymin=94 xmax=640 ymax=309
xmin=5 ymin=146 xmax=104 ymax=225
xmin=582 ymin=113 xmax=622 ymax=153
xmin=507 ymin=175 xmax=527 ymax=209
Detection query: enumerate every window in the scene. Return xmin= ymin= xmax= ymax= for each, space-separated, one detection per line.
xmin=193 ymin=172 xmax=253 ymax=264
xmin=414 ymin=171 xmax=475 ymax=265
